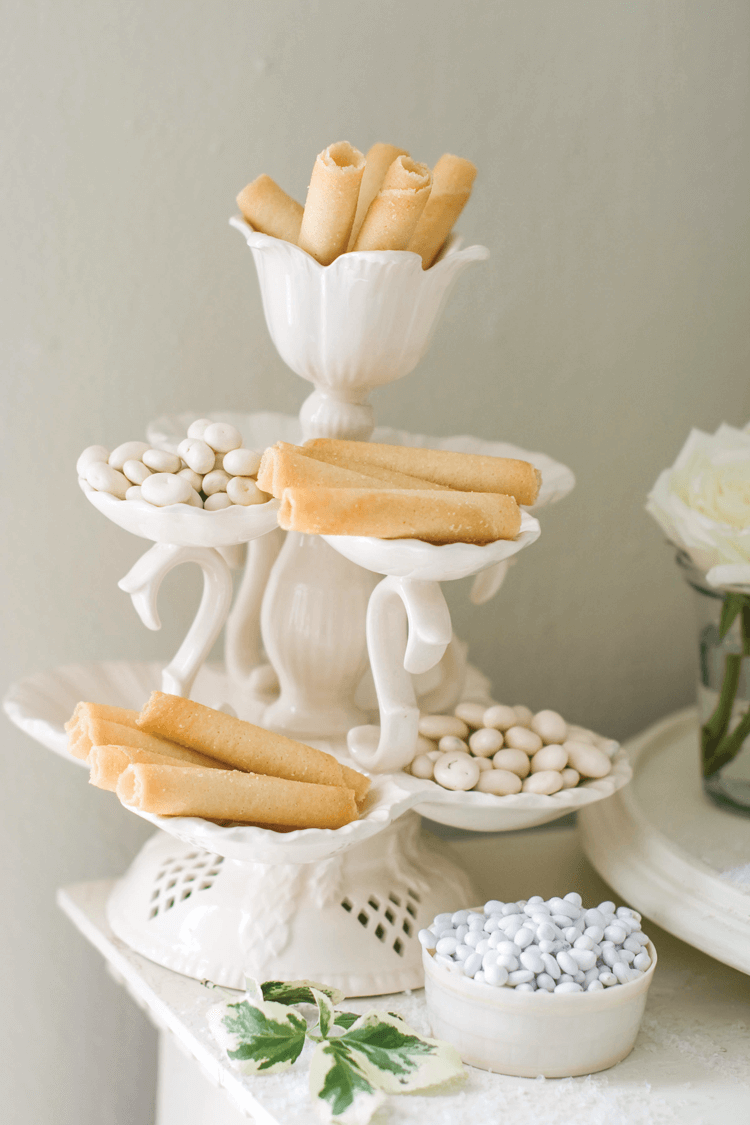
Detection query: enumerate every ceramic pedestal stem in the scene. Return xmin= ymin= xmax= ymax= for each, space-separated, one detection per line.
xmin=260 ymin=530 xmax=378 ymax=737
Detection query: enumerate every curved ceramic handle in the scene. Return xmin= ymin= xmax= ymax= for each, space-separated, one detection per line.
xmin=347 ymin=576 xmax=452 ymax=773
xmin=224 ymin=528 xmax=284 ymax=683
xmin=118 ymin=543 xmax=233 ymax=698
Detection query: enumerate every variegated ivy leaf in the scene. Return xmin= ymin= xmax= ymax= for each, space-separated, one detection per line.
xmin=260 ymin=979 xmax=345 ymax=1008
xmin=310 ymin=987 xmax=336 ymax=1038
xmin=309 ymin=1039 xmax=385 ymax=1125
xmin=335 ymin=1010 xmax=465 ymax=1095
xmin=207 ymin=994 xmax=307 ymax=1076
xmin=333 ymin=1011 xmax=359 ymax=1031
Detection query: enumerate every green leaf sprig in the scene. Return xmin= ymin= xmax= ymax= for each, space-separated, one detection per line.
xmin=207 ymin=977 xmax=465 ymax=1124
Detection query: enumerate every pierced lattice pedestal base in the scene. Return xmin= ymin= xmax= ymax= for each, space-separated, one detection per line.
xmin=107 ymin=812 xmax=479 ymax=996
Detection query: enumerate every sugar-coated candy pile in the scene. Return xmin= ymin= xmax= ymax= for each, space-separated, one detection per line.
xmin=77 ymin=420 xmax=270 ymax=510
xmin=406 ymin=703 xmax=617 ymax=796
xmin=420 ymin=894 xmax=652 ymax=992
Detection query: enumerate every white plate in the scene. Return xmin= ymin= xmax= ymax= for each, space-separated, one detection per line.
xmin=322 ymin=511 xmax=540 ymax=582
xmin=79 ymin=480 xmax=280 ymax=547
xmin=579 ymin=707 xmax=750 ymax=976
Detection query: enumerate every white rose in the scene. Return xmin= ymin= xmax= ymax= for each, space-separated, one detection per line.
xmin=646 ymin=423 xmax=750 ymax=590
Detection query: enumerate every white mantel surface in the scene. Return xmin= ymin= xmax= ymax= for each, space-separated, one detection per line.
xmin=58 ymin=825 xmax=750 ymax=1125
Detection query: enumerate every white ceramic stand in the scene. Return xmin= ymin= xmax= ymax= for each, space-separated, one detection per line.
xmin=6 ymin=229 xmax=586 ymax=999
xmin=107 ymin=811 xmax=478 ymax=996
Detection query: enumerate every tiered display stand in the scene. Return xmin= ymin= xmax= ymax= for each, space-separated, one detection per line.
xmin=4 ymin=223 xmax=630 ymax=997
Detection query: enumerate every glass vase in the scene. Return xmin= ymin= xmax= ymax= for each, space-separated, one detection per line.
xmin=677 ymin=551 xmax=750 ymax=815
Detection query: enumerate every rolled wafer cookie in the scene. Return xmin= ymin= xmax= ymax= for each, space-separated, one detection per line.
xmin=117 ymin=764 xmax=358 ymax=830
xmin=279 ymin=442 xmax=448 ymax=491
xmin=297 ymin=141 xmax=366 ymax=266
xmin=278 ymin=487 xmax=522 ymax=544
xmin=257 ymin=443 xmax=442 ymax=498
xmin=302 ymin=439 xmax=541 ymax=505
xmin=348 ymin=142 xmax=410 ymax=250
xmin=66 ymin=701 xmax=139 ymax=732
xmin=236 ymin=174 xmax=304 ymax=245
xmin=137 ymin=693 xmax=366 ymax=792
xmin=66 ymin=703 xmax=221 ymax=767
xmin=341 ymin=764 xmax=370 ymax=807
xmin=352 ymin=156 xmax=432 ymax=252
xmin=66 ymin=701 xmax=140 ymax=756
xmin=88 ymin=744 xmax=220 ymax=792
xmin=407 ymin=153 xmax=477 ymax=268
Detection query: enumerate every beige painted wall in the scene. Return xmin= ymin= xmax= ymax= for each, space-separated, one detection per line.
xmin=1 ymin=2 xmax=748 ymax=1121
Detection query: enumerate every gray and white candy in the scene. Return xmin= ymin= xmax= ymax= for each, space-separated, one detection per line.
xmin=420 ymin=894 xmax=651 ymax=994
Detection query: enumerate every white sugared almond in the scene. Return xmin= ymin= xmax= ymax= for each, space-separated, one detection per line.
xmin=187 ymin=418 xmax=213 ymax=439
xmin=433 ymin=751 xmax=480 ymax=791
xmin=202 ymin=469 xmax=231 ymax=496
xmin=454 ymin=702 xmax=488 ymax=729
xmin=410 ymin=754 xmax=435 ymax=779
xmin=563 ymin=741 xmax=612 ymax=778
xmin=204 ymin=492 xmax=232 ymax=511
xmin=438 ymin=735 xmax=469 ymax=754
xmin=531 ymin=709 xmax=568 ymax=744
xmin=223 ymin=448 xmax=262 ymax=477
xmin=522 ymin=770 xmax=563 ymax=795
xmin=504 ymin=726 xmax=543 ymax=755
xmin=122 ymin=459 xmax=151 ymax=485
xmin=77 ymin=445 xmax=110 ymax=476
xmin=491 ymin=748 xmax=530 ymax=778
xmin=468 ymin=728 xmax=504 ymax=757
xmin=419 ymin=715 xmax=469 ymax=741
xmin=483 ymin=704 xmax=517 ymax=731
xmin=86 ymin=462 xmax=129 ymax=499
xmin=143 ymin=448 xmax=181 ymax=474
xmin=108 ymin=441 xmax=150 ymax=470
xmin=476 ymin=769 xmax=522 ymax=795
xmin=226 ymin=477 xmax=266 ymax=506
xmin=178 ymin=438 xmax=215 ymax=475
xmin=530 ymin=744 xmax=568 ymax=773
xmin=203 ymin=422 xmax=242 ymax=453
xmin=140 ymin=473 xmax=193 ymax=507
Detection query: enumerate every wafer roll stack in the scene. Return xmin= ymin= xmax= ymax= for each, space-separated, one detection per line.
xmin=236 ymin=174 xmax=304 ymax=245
xmin=297 ymin=142 xmax=366 ymax=265
xmin=348 ymin=142 xmax=410 ymax=249
xmin=137 ymin=692 xmax=364 ymax=793
xmin=408 ymin=154 xmax=477 ymax=268
xmin=88 ymin=744 xmax=220 ymax=792
xmin=352 ymin=156 xmax=432 ymax=252
xmin=257 ymin=443 xmax=444 ymax=498
xmin=278 ymin=487 xmax=522 ymax=544
xmin=66 ymin=702 xmax=221 ymax=767
xmin=302 ymin=440 xmax=541 ymax=505
xmin=117 ymin=764 xmax=358 ymax=830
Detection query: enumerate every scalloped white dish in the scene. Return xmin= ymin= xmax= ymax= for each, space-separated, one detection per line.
xmin=322 ymin=511 xmax=540 ymax=581
xmin=79 ymin=479 xmax=280 ymax=547
xmin=229 ymin=219 xmax=490 ymax=395
xmin=119 ymin=770 xmax=420 ymax=865
xmin=404 ymin=743 xmax=632 ymax=832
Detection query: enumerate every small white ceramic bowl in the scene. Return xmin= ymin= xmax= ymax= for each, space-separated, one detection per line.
xmin=423 ymin=940 xmax=657 ymax=1077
